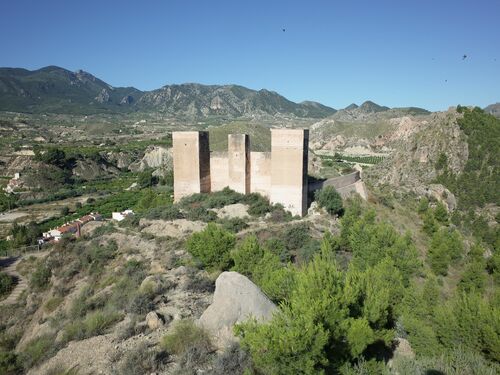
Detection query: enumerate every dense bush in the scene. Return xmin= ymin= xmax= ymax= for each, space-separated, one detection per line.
xmin=236 ymin=248 xmax=403 ymax=374
xmin=437 ymin=107 xmax=500 ymax=211
xmin=314 ymin=186 xmax=343 ymax=215
xmin=232 ymin=235 xmax=265 ymax=278
xmin=427 ymin=228 xmax=463 ymax=276
xmin=283 ymin=223 xmax=310 ymax=251
xmin=184 ymin=206 xmax=218 ymax=222
xmin=186 ymin=223 xmax=235 ymax=270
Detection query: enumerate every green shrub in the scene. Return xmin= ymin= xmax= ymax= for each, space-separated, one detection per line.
xmin=20 ymin=334 xmax=58 ymax=370
xmin=297 ymin=239 xmax=321 ymax=264
xmin=84 ymin=310 xmax=122 ymax=337
xmin=267 ymin=204 xmax=294 ymax=222
xmin=264 ymin=238 xmax=290 ymax=262
xmin=144 ymin=205 xmax=183 ymax=220
xmin=79 ymin=240 xmax=118 ymax=275
xmin=283 ymin=223 xmax=310 ymax=250
xmin=314 ymin=186 xmax=343 ymax=215
xmin=186 ymin=223 xmax=235 ymax=270
xmin=205 ymin=187 xmax=244 ymax=208
xmin=63 ymin=310 xmax=122 ymax=342
xmin=30 ymin=262 xmax=52 ymax=291
xmin=433 ymin=202 xmax=449 ymax=224
xmin=417 ymin=197 xmax=429 ymax=214
xmin=218 ymin=217 xmax=248 ymax=233
xmin=43 ymin=296 xmax=64 ymax=314
xmin=0 ymin=272 xmax=15 ymax=298
xmin=428 ymin=228 xmax=464 ymax=276
xmin=458 ymin=260 xmax=487 ymax=293
xmin=253 ymin=251 xmax=295 ymax=303
xmin=245 ymin=194 xmax=272 ymax=216
xmin=232 ymin=235 xmax=265 ymax=278
xmin=160 ymin=319 xmax=212 ymax=356
xmin=0 ymin=351 xmax=21 ymax=375
xmin=184 ymin=207 xmax=218 ymax=222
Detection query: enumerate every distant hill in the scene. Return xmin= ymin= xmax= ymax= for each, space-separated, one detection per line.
xmin=0 ymin=66 xmax=142 ymax=114
xmin=331 ymin=100 xmax=429 ymax=121
xmin=484 ymin=102 xmax=500 ymax=118
xmin=0 ymin=66 xmax=336 ymax=118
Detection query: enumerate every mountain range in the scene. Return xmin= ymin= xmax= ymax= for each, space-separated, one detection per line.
xmin=3 ymin=65 xmax=497 ymax=119
xmin=0 ymin=66 xmax=337 ymax=118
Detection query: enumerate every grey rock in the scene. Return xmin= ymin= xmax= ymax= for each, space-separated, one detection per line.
xmin=145 ymin=311 xmax=164 ymax=330
xmin=199 ymin=271 xmax=277 ymax=348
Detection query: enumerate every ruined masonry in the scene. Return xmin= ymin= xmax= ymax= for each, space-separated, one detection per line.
xmin=173 ymin=129 xmax=309 ymax=216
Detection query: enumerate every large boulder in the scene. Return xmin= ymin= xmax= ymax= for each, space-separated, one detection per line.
xmin=198 ymin=272 xmax=277 ymax=347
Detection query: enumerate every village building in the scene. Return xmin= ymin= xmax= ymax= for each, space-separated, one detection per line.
xmin=112 ymin=209 xmax=134 ymax=222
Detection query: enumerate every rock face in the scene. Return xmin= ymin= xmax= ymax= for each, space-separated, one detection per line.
xmin=199 ymin=272 xmax=277 ymax=347
xmin=128 ymin=146 xmax=172 ymax=173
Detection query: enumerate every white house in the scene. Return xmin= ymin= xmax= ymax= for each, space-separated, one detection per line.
xmin=112 ymin=209 xmax=134 ymax=222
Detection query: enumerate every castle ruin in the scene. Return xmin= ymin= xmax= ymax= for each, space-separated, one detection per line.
xmin=172 ymin=129 xmax=309 ymax=216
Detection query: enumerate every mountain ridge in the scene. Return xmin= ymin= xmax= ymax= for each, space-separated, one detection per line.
xmin=0 ymin=66 xmax=336 ymax=118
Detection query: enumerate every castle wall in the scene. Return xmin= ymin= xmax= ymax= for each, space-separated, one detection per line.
xmin=172 ymin=131 xmax=210 ymax=202
xmin=210 ymin=152 xmax=229 ymax=192
xmin=270 ymin=129 xmax=309 ymax=216
xmin=228 ymin=134 xmax=250 ymax=194
xmin=308 ymin=171 xmax=360 ymax=192
xmin=250 ymin=152 xmax=271 ymax=198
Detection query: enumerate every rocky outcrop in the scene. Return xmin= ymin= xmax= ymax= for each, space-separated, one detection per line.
xmin=72 ymin=159 xmax=120 ymax=181
xmin=199 ymin=272 xmax=277 ymax=348
xmin=104 ymin=151 xmax=134 ymax=170
xmin=128 ymin=146 xmax=172 ymax=173
xmin=415 ymin=184 xmax=457 ymax=211
xmin=94 ymin=89 xmax=111 ymax=103
xmin=366 ymin=109 xmax=468 ymax=189
xmin=145 ymin=311 xmax=164 ymax=330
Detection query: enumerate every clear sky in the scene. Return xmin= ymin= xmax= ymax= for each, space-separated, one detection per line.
xmin=1 ymin=0 xmax=499 ymax=111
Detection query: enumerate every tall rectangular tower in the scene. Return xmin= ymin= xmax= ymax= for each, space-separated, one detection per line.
xmin=270 ymin=129 xmax=309 ymax=216
xmin=227 ymin=134 xmax=250 ymax=194
xmin=172 ymin=131 xmax=211 ymax=202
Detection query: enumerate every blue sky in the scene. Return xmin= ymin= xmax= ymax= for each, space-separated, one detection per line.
xmin=0 ymin=0 xmax=499 ymax=111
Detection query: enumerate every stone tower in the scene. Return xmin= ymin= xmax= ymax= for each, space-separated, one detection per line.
xmin=172 ymin=131 xmax=211 ymax=202
xmin=270 ymin=129 xmax=309 ymax=216
xmin=227 ymin=134 xmax=250 ymax=194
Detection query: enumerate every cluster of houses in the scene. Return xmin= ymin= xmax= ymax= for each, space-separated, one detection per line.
xmin=39 ymin=212 xmax=103 ymax=244
xmin=38 ymin=209 xmax=135 ymax=245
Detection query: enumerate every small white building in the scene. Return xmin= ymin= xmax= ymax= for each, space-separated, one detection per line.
xmin=112 ymin=209 xmax=134 ymax=222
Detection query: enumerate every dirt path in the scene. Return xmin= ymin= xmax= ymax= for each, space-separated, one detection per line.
xmin=0 ymin=251 xmax=48 ymax=306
